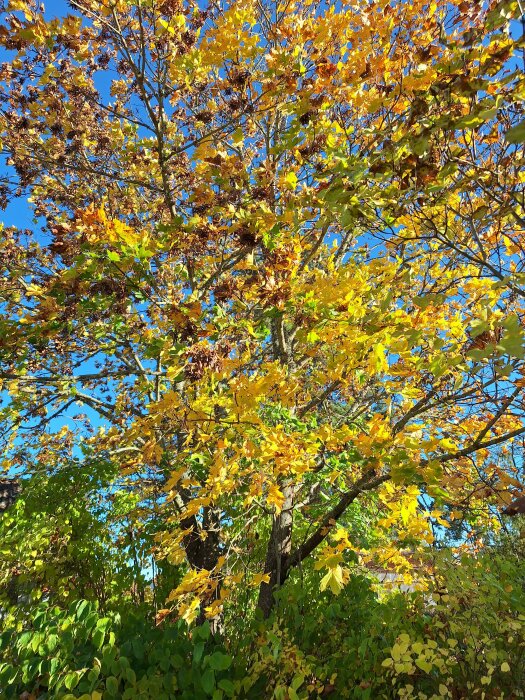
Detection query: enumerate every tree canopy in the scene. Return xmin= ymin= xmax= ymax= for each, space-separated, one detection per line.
xmin=1 ymin=0 xmax=525 ymax=634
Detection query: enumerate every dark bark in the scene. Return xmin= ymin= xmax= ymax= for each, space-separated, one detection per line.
xmin=181 ymin=509 xmax=221 ymax=571
xmin=182 ymin=506 xmax=224 ymax=633
xmin=6 ymin=573 xmax=18 ymax=606
xmin=257 ymin=482 xmax=295 ymax=617
xmin=257 ymin=316 xmax=296 ymax=617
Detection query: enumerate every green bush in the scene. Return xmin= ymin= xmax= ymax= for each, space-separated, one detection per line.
xmin=233 ymin=572 xmax=423 ymax=699
xmin=0 ymin=600 xmax=234 ymax=699
xmin=229 ymin=542 xmax=525 ymax=699
xmin=380 ymin=545 xmax=525 ymax=699
xmin=2 ymin=541 xmax=525 ymax=699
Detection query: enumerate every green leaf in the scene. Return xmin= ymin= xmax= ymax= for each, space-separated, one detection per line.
xmin=201 ymin=668 xmax=216 ymax=695
xmin=456 ymin=113 xmax=485 ymax=129
xmin=171 ymin=653 xmax=184 ymax=669
xmin=0 ymin=664 xmax=18 ymax=685
xmin=75 ymin=600 xmax=91 ymax=621
xmin=95 ymin=617 xmax=111 ymax=633
xmin=106 ymin=676 xmax=119 ymax=696
xmin=196 ymin=621 xmax=211 ymax=640
xmin=505 ymin=120 xmax=525 ymax=144
xmin=31 ymin=632 xmax=43 ymax=652
xmin=125 ymin=667 xmax=136 ymax=684
xmin=498 ymin=329 xmax=525 ymax=359
xmin=207 ymin=652 xmax=232 ymax=671
xmin=218 ymin=679 xmax=235 ymax=697
xmin=64 ymin=671 xmax=80 ymax=690
xmin=193 ymin=641 xmax=205 ymax=665
xmin=92 ymin=628 xmax=105 ymax=650
xmin=411 ymin=136 xmax=429 ymax=156
xmin=88 ymin=667 xmax=100 ymax=683
xmin=291 ymin=674 xmax=304 ymax=691
xmin=46 ymin=634 xmax=58 ymax=652
xmin=467 ymin=347 xmax=493 ymax=362
xmin=478 ymin=107 xmax=498 ymax=121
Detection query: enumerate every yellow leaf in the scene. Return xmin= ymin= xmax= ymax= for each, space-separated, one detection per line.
xmin=306 ymin=330 xmax=320 ymax=343
xmin=314 ymin=551 xmax=343 ymax=570
xmin=501 ymin=661 xmax=510 ymax=672
xmin=180 ymin=597 xmax=201 ymax=625
xmin=372 ymin=342 xmax=389 ymax=373
xmin=267 ymin=483 xmax=285 ymax=512
xmin=284 ymin=171 xmax=298 ymax=190
xmin=415 ymin=657 xmax=432 ymax=673
xmin=320 ymin=564 xmax=344 ymax=595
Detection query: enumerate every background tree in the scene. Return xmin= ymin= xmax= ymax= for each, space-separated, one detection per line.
xmin=0 ymin=455 xmax=144 ymax=611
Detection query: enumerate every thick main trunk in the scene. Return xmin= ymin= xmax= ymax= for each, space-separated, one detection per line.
xmin=257 ymin=483 xmax=294 ymax=617
xmin=257 ymin=317 xmax=296 ymax=617
xmin=182 ymin=506 xmax=224 ymax=633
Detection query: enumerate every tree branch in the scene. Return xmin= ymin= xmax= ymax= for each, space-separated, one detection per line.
xmin=284 ymin=471 xmax=389 ymax=572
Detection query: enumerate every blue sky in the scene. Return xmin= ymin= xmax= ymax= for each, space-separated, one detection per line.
xmin=0 ymin=1 xmax=110 ymax=458
xmin=1 ymin=0 xmax=71 ymax=229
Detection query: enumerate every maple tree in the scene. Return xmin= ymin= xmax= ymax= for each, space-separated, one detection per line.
xmin=1 ymin=0 xmax=525 ymax=633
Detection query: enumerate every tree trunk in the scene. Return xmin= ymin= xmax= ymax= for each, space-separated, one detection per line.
xmin=182 ymin=506 xmax=224 ymax=633
xmin=257 ymin=316 xmax=296 ymax=617
xmin=257 ymin=482 xmax=294 ymax=617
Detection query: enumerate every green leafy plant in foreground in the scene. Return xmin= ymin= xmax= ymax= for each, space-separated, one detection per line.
xmin=0 ymin=601 xmax=234 ymax=700
xmin=2 ymin=542 xmax=525 ymax=699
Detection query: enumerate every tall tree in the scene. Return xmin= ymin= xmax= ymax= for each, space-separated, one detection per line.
xmin=1 ymin=0 xmax=525 ymax=623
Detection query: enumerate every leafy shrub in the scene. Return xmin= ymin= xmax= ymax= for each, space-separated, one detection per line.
xmin=230 ymin=543 xmax=525 ymax=699
xmin=233 ymin=571 xmax=421 ymax=699
xmin=2 ymin=542 xmax=525 ymax=699
xmin=0 ymin=464 xmax=141 ymax=612
xmin=0 ymin=600 xmax=234 ymax=699
xmin=381 ymin=545 xmax=525 ymax=699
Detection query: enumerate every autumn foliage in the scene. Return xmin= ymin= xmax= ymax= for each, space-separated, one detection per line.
xmin=1 ymin=0 xmax=525 ymax=695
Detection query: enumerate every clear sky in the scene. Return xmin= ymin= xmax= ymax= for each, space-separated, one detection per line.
xmin=1 ymin=0 xmax=71 ymax=229
xmin=0 ymin=1 xmax=113 ymax=454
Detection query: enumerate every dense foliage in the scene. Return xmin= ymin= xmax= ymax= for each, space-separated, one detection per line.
xmin=2 ymin=538 xmax=525 ymax=698
xmin=1 ymin=0 xmax=525 ymax=696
